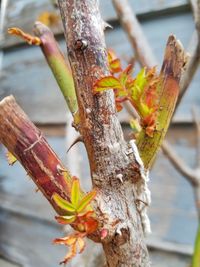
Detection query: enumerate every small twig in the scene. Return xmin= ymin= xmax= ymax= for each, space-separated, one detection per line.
xmin=194 ymin=186 xmax=200 ymax=220
xmin=162 ymin=141 xmax=198 ymax=186
xmin=177 ymin=33 xmax=200 ymax=108
xmin=33 ymin=21 xmax=78 ymax=115
xmin=112 ymin=0 xmax=157 ymax=69
xmin=192 ymin=107 xmax=200 ymax=168
xmin=177 ymin=0 xmax=200 ymax=106
xmin=190 ymin=0 xmax=200 ymax=34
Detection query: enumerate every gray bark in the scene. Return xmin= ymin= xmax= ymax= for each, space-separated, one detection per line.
xmin=58 ymin=0 xmax=150 ymax=266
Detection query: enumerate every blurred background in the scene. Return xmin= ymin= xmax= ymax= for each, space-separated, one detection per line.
xmin=0 ymin=0 xmax=199 ymax=266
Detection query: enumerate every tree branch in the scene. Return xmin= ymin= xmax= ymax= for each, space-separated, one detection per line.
xmin=0 ymin=95 xmax=72 ymax=215
xmin=112 ymin=0 xmax=157 ymax=69
xmin=33 ymin=22 xmax=78 ymax=115
xmin=162 ymin=140 xmax=198 ymax=186
xmin=192 ymin=107 xmax=200 ymax=168
xmin=178 ymin=32 xmax=200 ymax=108
xmin=190 ymin=0 xmax=200 ymax=34
xmin=136 ymin=36 xmax=186 ymax=169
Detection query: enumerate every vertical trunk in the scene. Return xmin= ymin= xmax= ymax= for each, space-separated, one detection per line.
xmin=58 ymin=0 xmax=150 ymax=266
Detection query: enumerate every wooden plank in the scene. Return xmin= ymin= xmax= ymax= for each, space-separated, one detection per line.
xmin=1 ymin=12 xmax=198 ymax=123
xmin=1 ymin=0 xmax=189 ymax=48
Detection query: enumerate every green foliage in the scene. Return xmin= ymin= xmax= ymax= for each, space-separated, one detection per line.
xmin=93 ymin=52 xmax=159 ymax=137
xmin=52 ymin=177 xmax=96 ymax=216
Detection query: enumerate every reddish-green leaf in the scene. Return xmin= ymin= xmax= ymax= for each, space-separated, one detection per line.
xmin=52 ymin=193 xmax=76 ymax=214
xmin=107 ymin=49 xmax=122 ymax=73
xmin=71 ymin=177 xmax=81 ymax=208
xmin=119 ymin=64 xmax=133 ymax=86
xmin=77 ymin=190 xmax=97 ymax=213
xmin=93 ymin=76 xmax=123 ymax=93
xmin=109 ymin=58 xmax=122 ymax=73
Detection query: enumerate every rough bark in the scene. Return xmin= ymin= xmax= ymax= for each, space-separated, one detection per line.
xmin=58 ymin=0 xmax=150 ymax=266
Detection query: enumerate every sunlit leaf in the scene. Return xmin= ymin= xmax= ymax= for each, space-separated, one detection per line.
xmin=107 ymin=49 xmax=122 ymax=73
xmin=129 ymin=68 xmax=147 ymax=102
xmin=52 ymin=193 xmax=76 ymax=214
xmin=77 ymin=190 xmax=97 ymax=213
xmin=109 ymin=58 xmax=122 ymax=73
xmin=6 ymin=151 xmax=17 ymax=165
xmin=93 ymin=76 xmax=123 ymax=93
xmin=119 ymin=64 xmax=133 ymax=86
xmin=71 ymin=177 xmax=81 ymax=207
xmin=107 ymin=49 xmax=117 ymax=62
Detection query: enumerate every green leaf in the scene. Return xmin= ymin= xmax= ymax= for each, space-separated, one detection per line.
xmin=93 ymin=76 xmax=123 ymax=93
xmin=109 ymin=58 xmax=122 ymax=73
xmin=129 ymin=68 xmax=147 ymax=101
xmin=71 ymin=177 xmax=81 ymax=208
xmin=77 ymin=190 xmax=97 ymax=213
xmin=136 ymin=68 xmax=147 ymax=88
xmin=6 ymin=151 xmax=17 ymax=165
xmin=138 ymin=102 xmax=151 ymax=117
xmin=119 ymin=64 xmax=133 ymax=86
xmin=52 ymin=193 xmax=76 ymax=214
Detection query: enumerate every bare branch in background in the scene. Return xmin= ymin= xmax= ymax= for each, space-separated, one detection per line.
xmin=177 ymin=0 xmax=200 ymax=106
xmin=112 ymin=0 xmax=157 ymax=69
xmin=190 ymin=0 xmax=200 ymax=33
xmin=192 ymin=107 xmax=200 ymax=168
xmin=162 ymin=140 xmax=198 ymax=186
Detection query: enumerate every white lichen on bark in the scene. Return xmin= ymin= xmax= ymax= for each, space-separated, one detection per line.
xmin=130 ymin=139 xmax=151 ymax=234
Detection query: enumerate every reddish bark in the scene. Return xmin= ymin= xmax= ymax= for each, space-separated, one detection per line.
xmin=0 ymin=95 xmax=71 ymax=215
